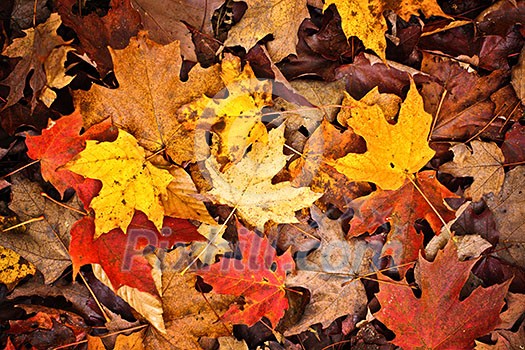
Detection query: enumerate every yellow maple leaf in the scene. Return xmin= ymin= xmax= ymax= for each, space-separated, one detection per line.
xmin=334 ymin=79 xmax=435 ymax=190
xmin=205 ymin=125 xmax=322 ymax=229
xmin=325 ymin=0 xmax=450 ymax=60
xmin=65 ymin=129 xmax=174 ymax=238
xmin=191 ymin=55 xmax=272 ymax=167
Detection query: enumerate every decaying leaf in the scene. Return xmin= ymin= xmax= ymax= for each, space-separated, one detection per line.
xmin=224 ymin=0 xmax=309 ymax=62
xmin=65 ymin=129 xmax=174 ymax=238
xmin=0 ymin=175 xmax=82 ymax=283
xmin=1 ymin=13 xmax=72 ymax=111
xmin=440 ymin=141 xmax=505 ymax=201
xmin=375 ymin=241 xmax=510 ymax=349
xmin=284 ymin=206 xmax=371 ymax=335
xmin=198 ymin=221 xmax=294 ymax=327
xmin=334 ymin=79 xmax=435 ymax=190
xmin=205 ymin=124 xmax=322 ymax=229
xmin=485 ymin=166 xmax=525 ymax=267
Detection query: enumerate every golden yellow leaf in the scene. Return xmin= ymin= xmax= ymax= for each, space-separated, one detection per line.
xmin=74 ymin=31 xmax=223 ymax=164
xmin=65 ymin=129 xmax=174 ymax=238
xmin=325 ymin=0 xmax=450 ymax=60
xmin=334 ymin=79 xmax=435 ymax=190
xmin=224 ymin=0 xmax=308 ymax=62
xmin=189 ymin=55 xmax=272 ymax=167
xmin=205 ymin=125 xmax=322 ymax=229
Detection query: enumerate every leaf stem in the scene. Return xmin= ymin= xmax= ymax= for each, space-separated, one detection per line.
xmin=1 ymin=215 xmax=44 ymax=232
xmin=41 ymin=192 xmax=88 ymax=215
xmin=1 ymin=159 xmax=40 ymax=179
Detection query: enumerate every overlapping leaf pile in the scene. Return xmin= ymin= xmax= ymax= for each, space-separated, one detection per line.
xmin=0 ymin=0 xmax=524 ymax=349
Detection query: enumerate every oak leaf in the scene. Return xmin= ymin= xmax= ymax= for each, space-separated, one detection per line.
xmin=25 ymin=111 xmax=116 ymax=208
xmin=324 ymin=0 xmax=449 ymax=60
xmin=440 ymin=141 xmax=504 ymax=201
xmin=65 ymin=129 xmax=174 ymax=238
xmin=512 ymin=47 xmax=524 ymax=104
xmin=224 ymin=0 xmax=309 ymax=62
xmin=375 ymin=241 xmax=510 ymax=349
xmin=348 ymin=171 xmax=458 ymax=276
xmin=205 ymin=124 xmax=322 ymax=229
xmin=1 ymin=13 xmax=72 ymax=111
xmin=74 ymin=31 xmax=223 ymax=164
xmin=334 ymin=79 xmax=435 ymax=190
xmin=197 ymin=221 xmax=295 ymax=327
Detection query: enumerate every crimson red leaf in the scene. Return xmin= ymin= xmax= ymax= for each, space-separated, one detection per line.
xmin=375 ymin=241 xmax=510 ymax=350
xmin=25 ymin=111 xmax=116 ymax=207
xmin=197 ymin=220 xmax=295 ymax=327
xmin=70 ymin=211 xmax=204 ymax=295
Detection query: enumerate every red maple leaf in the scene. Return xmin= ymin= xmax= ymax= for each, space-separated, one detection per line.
xmin=197 ymin=220 xmax=295 ymax=327
xmin=375 ymin=241 xmax=510 ymax=349
xmin=70 ymin=211 xmax=204 ymax=295
xmin=25 ymin=111 xmax=117 ymax=207
xmin=348 ymin=171 xmax=458 ymax=276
